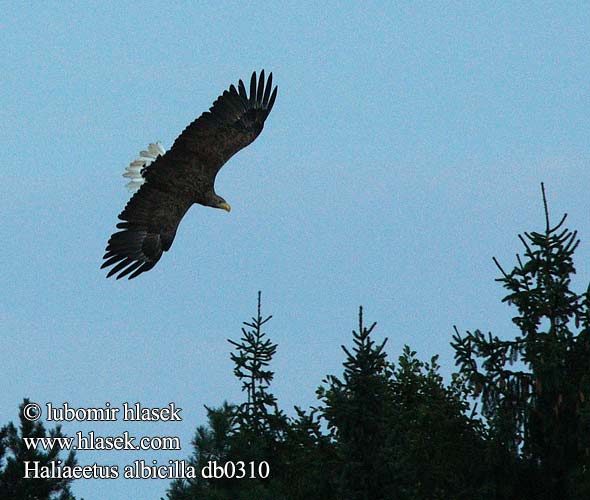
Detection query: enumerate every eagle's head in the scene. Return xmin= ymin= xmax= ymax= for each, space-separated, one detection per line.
xmin=203 ymin=191 xmax=231 ymax=212
xmin=217 ymin=199 xmax=231 ymax=212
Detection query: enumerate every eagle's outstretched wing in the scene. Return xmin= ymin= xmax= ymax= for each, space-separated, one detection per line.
xmin=102 ymin=185 xmax=193 ymax=279
xmin=102 ymin=70 xmax=278 ymax=280
xmin=168 ymin=70 xmax=277 ymax=181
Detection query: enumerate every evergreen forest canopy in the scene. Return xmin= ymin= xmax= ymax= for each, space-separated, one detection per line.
xmin=2 ymin=185 xmax=589 ymax=499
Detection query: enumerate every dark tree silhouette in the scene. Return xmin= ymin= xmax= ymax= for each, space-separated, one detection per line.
xmin=228 ymin=291 xmax=286 ymax=438
xmin=165 ymin=293 xmax=288 ymax=500
xmin=386 ymin=347 xmax=489 ymax=500
xmin=319 ymin=309 xmax=488 ymax=500
xmin=453 ymin=184 xmax=590 ymax=499
xmin=318 ymin=307 xmax=394 ymax=500
xmin=0 ymin=399 xmax=78 ymax=500
xmin=166 ymin=185 xmax=590 ymax=500
xmin=164 ymin=402 xmax=236 ymax=500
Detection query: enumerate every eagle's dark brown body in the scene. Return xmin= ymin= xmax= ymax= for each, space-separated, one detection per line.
xmin=102 ymin=71 xmax=277 ymax=279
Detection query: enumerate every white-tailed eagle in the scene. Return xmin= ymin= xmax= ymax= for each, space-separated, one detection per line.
xmin=102 ymin=70 xmax=277 ymax=279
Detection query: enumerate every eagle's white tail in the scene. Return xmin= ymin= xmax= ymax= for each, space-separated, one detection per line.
xmin=123 ymin=142 xmax=166 ymax=192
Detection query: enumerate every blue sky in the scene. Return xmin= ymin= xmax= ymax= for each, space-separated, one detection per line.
xmin=2 ymin=2 xmax=589 ymax=499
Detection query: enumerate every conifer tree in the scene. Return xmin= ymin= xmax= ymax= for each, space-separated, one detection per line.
xmin=387 ymin=348 xmax=488 ymax=500
xmin=453 ymin=184 xmax=590 ymax=499
xmin=224 ymin=291 xmax=288 ymax=498
xmin=318 ymin=307 xmax=394 ymax=500
xmin=0 ymin=399 xmax=78 ymax=500
xmin=280 ymin=406 xmax=337 ymax=500
xmin=319 ymin=308 xmax=488 ymax=500
xmin=165 ymin=292 xmax=288 ymax=500
xmin=228 ymin=291 xmax=286 ymax=440
xmin=164 ymin=402 xmax=236 ymax=500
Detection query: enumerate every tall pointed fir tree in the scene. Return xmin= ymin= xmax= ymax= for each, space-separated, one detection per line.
xmin=165 ymin=292 xmax=288 ymax=500
xmin=207 ymin=292 xmax=335 ymax=499
xmin=317 ymin=307 xmax=395 ymax=500
xmin=229 ymin=291 xmax=286 ymax=442
xmin=453 ymin=184 xmax=590 ymax=499
xmin=319 ymin=308 xmax=488 ymax=500
xmin=225 ymin=291 xmax=288 ymax=500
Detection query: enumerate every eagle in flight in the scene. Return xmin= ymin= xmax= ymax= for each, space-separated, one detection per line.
xmin=102 ymin=70 xmax=278 ymax=280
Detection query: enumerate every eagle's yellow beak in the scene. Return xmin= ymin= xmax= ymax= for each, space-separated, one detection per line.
xmin=219 ymin=202 xmax=231 ymax=213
